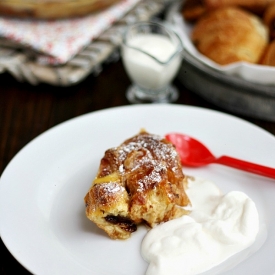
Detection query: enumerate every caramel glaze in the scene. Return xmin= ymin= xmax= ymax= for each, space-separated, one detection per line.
xmin=98 ymin=131 xmax=189 ymax=207
xmin=85 ymin=130 xmax=190 ymax=239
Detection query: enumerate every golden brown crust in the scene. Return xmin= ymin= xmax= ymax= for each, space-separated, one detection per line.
xmin=182 ymin=0 xmax=275 ymax=23
xmin=260 ymin=39 xmax=275 ymax=65
xmin=263 ymin=2 xmax=275 ymax=39
xmin=182 ymin=0 xmax=206 ymax=22
xmin=191 ymin=7 xmax=268 ymax=65
xmin=84 ymin=130 xmax=190 ymax=240
xmin=204 ymin=0 xmax=273 ymax=14
xmin=0 ymin=0 xmax=121 ymax=19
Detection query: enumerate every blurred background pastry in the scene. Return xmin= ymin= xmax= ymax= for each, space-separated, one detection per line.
xmin=182 ymin=0 xmax=274 ymax=22
xmin=191 ymin=7 xmax=268 ymax=65
xmin=204 ymin=0 xmax=273 ymax=14
xmin=260 ymin=39 xmax=275 ymax=65
xmin=181 ymin=0 xmax=206 ymax=22
xmin=263 ymin=1 xmax=275 ymax=39
xmin=0 ymin=0 xmax=122 ymax=19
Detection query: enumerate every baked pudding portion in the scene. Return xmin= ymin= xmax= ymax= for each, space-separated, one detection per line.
xmin=84 ymin=130 xmax=190 ymax=239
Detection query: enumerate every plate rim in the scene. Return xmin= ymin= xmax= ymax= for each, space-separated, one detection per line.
xmin=1 ymin=104 xmax=275 ymax=275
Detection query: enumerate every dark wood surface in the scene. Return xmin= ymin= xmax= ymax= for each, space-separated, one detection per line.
xmin=1 ymin=59 xmax=275 ymax=275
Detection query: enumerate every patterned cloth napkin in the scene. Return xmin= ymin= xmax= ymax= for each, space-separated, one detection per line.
xmin=0 ymin=0 xmax=140 ymax=65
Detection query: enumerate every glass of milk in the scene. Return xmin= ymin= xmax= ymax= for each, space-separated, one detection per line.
xmin=121 ymin=21 xmax=183 ymax=103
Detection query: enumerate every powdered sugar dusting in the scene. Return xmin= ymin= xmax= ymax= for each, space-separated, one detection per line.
xmin=136 ymin=163 xmax=166 ymax=192
xmin=101 ymin=182 xmax=123 ymax=194
xmin=114 ymin=132 xmax=182 ymax=192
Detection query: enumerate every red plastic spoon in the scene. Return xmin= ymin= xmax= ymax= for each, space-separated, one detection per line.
xmin=165 ymin=133 xmax=275 ymax=179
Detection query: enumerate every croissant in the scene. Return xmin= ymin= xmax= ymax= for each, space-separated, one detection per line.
xmin=182 ymin=0 xmax=206 ymax=22
xmin=260 ymin=40 xmax=275 ymax=65
xmin=191 ymin=7 xmax=268 ymax=65
xmin=182 ymin=0 xmax=274 ymax=22
xmin=204 ymin=0 xmax=273 ymax=14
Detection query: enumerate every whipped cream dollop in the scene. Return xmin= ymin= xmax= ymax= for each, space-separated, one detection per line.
xmin=141 ymin=177 xmax=260 ymax=275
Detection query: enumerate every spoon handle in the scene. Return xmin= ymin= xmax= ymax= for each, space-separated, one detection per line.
xmin=215 ymin=156 xmax=275 ymax=179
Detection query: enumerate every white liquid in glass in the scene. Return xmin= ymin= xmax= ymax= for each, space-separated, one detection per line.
xmin=122 ymin=34 xmax=181 ymax=91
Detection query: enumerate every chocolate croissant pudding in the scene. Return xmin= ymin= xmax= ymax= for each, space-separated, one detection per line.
xmin=84 ymin=130 xmax=190 ymax=240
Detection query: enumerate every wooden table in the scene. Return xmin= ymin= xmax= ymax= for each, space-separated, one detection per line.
xmin=1 ymin=59 xmax=275 ymax=275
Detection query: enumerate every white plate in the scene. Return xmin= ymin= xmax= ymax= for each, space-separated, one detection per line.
xmin=0 ymin=104 xmax=275 ymax=275
xmin=167 ymin=1 xmax=275 ymax=86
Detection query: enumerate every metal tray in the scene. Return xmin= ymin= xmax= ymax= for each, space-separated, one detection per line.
xmin=178 ymin=51 xmax=275 ymax=122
